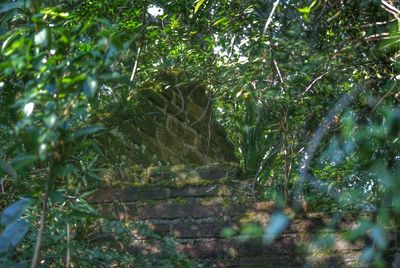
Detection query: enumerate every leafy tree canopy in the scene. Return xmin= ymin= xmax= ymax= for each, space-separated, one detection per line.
xmin=0 ymin=0 xmax=400 ymax=266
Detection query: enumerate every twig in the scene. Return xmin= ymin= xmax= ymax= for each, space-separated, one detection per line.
xmin=364 ymin=32 xmax=394 ymax=42
xmin=262 ymin=0 xmax=280 ymax=36
xmin=382 ymin=0 xmax=400 ymax=17
xmin=327 ymin=10 xmax=341 ymax=23
xmin=299 ymin=72 xmax=328 ymax=98
xmin=128 ymin=1 xmax=147 ymax=90
xmin=346 ymin=19 xmax=396 ymax=29
xmin=129 ymin=46 xmax=141 ymax=83
xmin=30 ymin=177 xmax=52 ymax=268
xmin=273 ymin=60 xmax=284 ymax=91
xmin=381 ymin=0 xmax=400 ymax=29
xmin=254 ymin=137 xmax=283 ymax=182
xmin=227 ymin=34 xmax=236 ymax=62
xmin=65 ymin=221 xmax=71 ymax=268
xmin=371 ymin=82 xmax=396 ymax=112
xmin=0 ymin=176 xmax=4 ymax=192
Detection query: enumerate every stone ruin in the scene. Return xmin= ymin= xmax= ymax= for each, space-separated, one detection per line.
xmin=91 ymin=75 xmax=368 ymax=266
xmin=98 ymin=73 xmax=236 ymax=167
xmin=89 ymin=163 xmax=364 ymax=267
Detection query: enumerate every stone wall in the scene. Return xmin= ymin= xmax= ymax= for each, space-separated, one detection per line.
xmin=99 ymin=73 xmax=236 ymax=166
xmin=89 ymin=163 xmax=365 ymax=267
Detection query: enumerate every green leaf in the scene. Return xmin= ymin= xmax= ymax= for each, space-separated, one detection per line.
xmin=87 ymin=171 xmax=102 ymax=181
xmin=79 ymin=189 xmax=98 ymax=198
xmin=81 ymin=175 xmax=88 ymax=187
xmin=11 ymin=154 xmax=38 ymax=170
xmin=296 ymin=0 xmax=318 ymax=22
xmin=238 ymin=223 xmax=263 ymax=241
xmin=213 ymin=17 xmax=229 ymax=27
xmin=296 ymin=7 xmax=311 ymax=14
xmin=262 ymin=212 xmax=289 ymax=244
xmin=194 ymin=0 xmax=205 ymax=14
xmin=0 ymin=219 xmax=30 ymax=253
xmin=0 ymin=1 xmax=27 ymax=14
xmin=34 ymin=29 xmax=49 ymax=47
xmin=73 ymin=125 xmax=105 ymax=138
xmin=83 ymin=75 xmax=98 ymax=99
xmin=309 ymin=0 xmax=318 ymax=9
xmin=221 ymin=227 xmax=236 ymax=238
xmin=314 ymin=234 xmax=334 ymax=250
xmin=1 ymin=31 xmax=20 ymax=52
xmin=49 ymin=190 xmax=66 ymax=204
xmin=87 ymin=155 xmax=98 ymax=170
xmin=343 ymin=220 xmax=371 ymax=241
xmin=99 ymin=72 xmax=120 ymax=80
xmin=1 ymin=198 xmax=32 ymax=226
xmin=0 ymin=159 xmax=17 ymax=178
xmin=55 ymin=164 xmax=76 ymax=176
xmin=68 ymin=210 xmax=99 ymax=220
xmin=370 ymin=226 xmax=387 ymax=249
xmin=44 ymin=114 xmax=57 ymax=128
xmin=359 ymin=247 xmax=374 ymax=263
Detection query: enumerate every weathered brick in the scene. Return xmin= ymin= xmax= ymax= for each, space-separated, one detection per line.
xmin=88 ymin=184 xmax=232 ymax=203
xmin=97 ymin=199 xmax=250 ymax=221
xmin=92 ymin=170 xmax=366 ymax=268
xmin=139 ymin=89 xmax=167 ymax=109
xmin=170 ymin=222 xmax=239 ymax=239
xmin=187 ymin=101 xmax=210 ymax=121
xmin=182 ymin=127 xmax=198 ymax=146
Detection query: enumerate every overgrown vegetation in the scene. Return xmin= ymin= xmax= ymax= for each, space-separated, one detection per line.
xmin=0 ymin=0 xmax=400 ymax=266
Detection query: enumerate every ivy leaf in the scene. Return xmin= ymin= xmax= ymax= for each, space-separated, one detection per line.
xmin=194 ymin=0 xmax=205 ymax=14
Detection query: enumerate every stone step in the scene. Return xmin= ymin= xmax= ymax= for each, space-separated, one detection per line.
xmin=88 ymin=184 xmax=232 ymax=203
xmin=95 ymin=198 xmax=251 ymax=221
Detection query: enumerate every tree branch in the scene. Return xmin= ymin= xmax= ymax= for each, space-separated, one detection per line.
xmin=129 ymin=1 xmax=147 ymax=90
xmin=262 ymin=0 xmax=280 ymax=36
xmin=299 ymin=72 xmax=328 ymax=98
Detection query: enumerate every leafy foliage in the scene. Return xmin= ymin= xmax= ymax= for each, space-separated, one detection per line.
xmin=0 ymin=0 xmax=400 ymax=266
xmin=0 ymin=198 xmax=32 ymax=256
